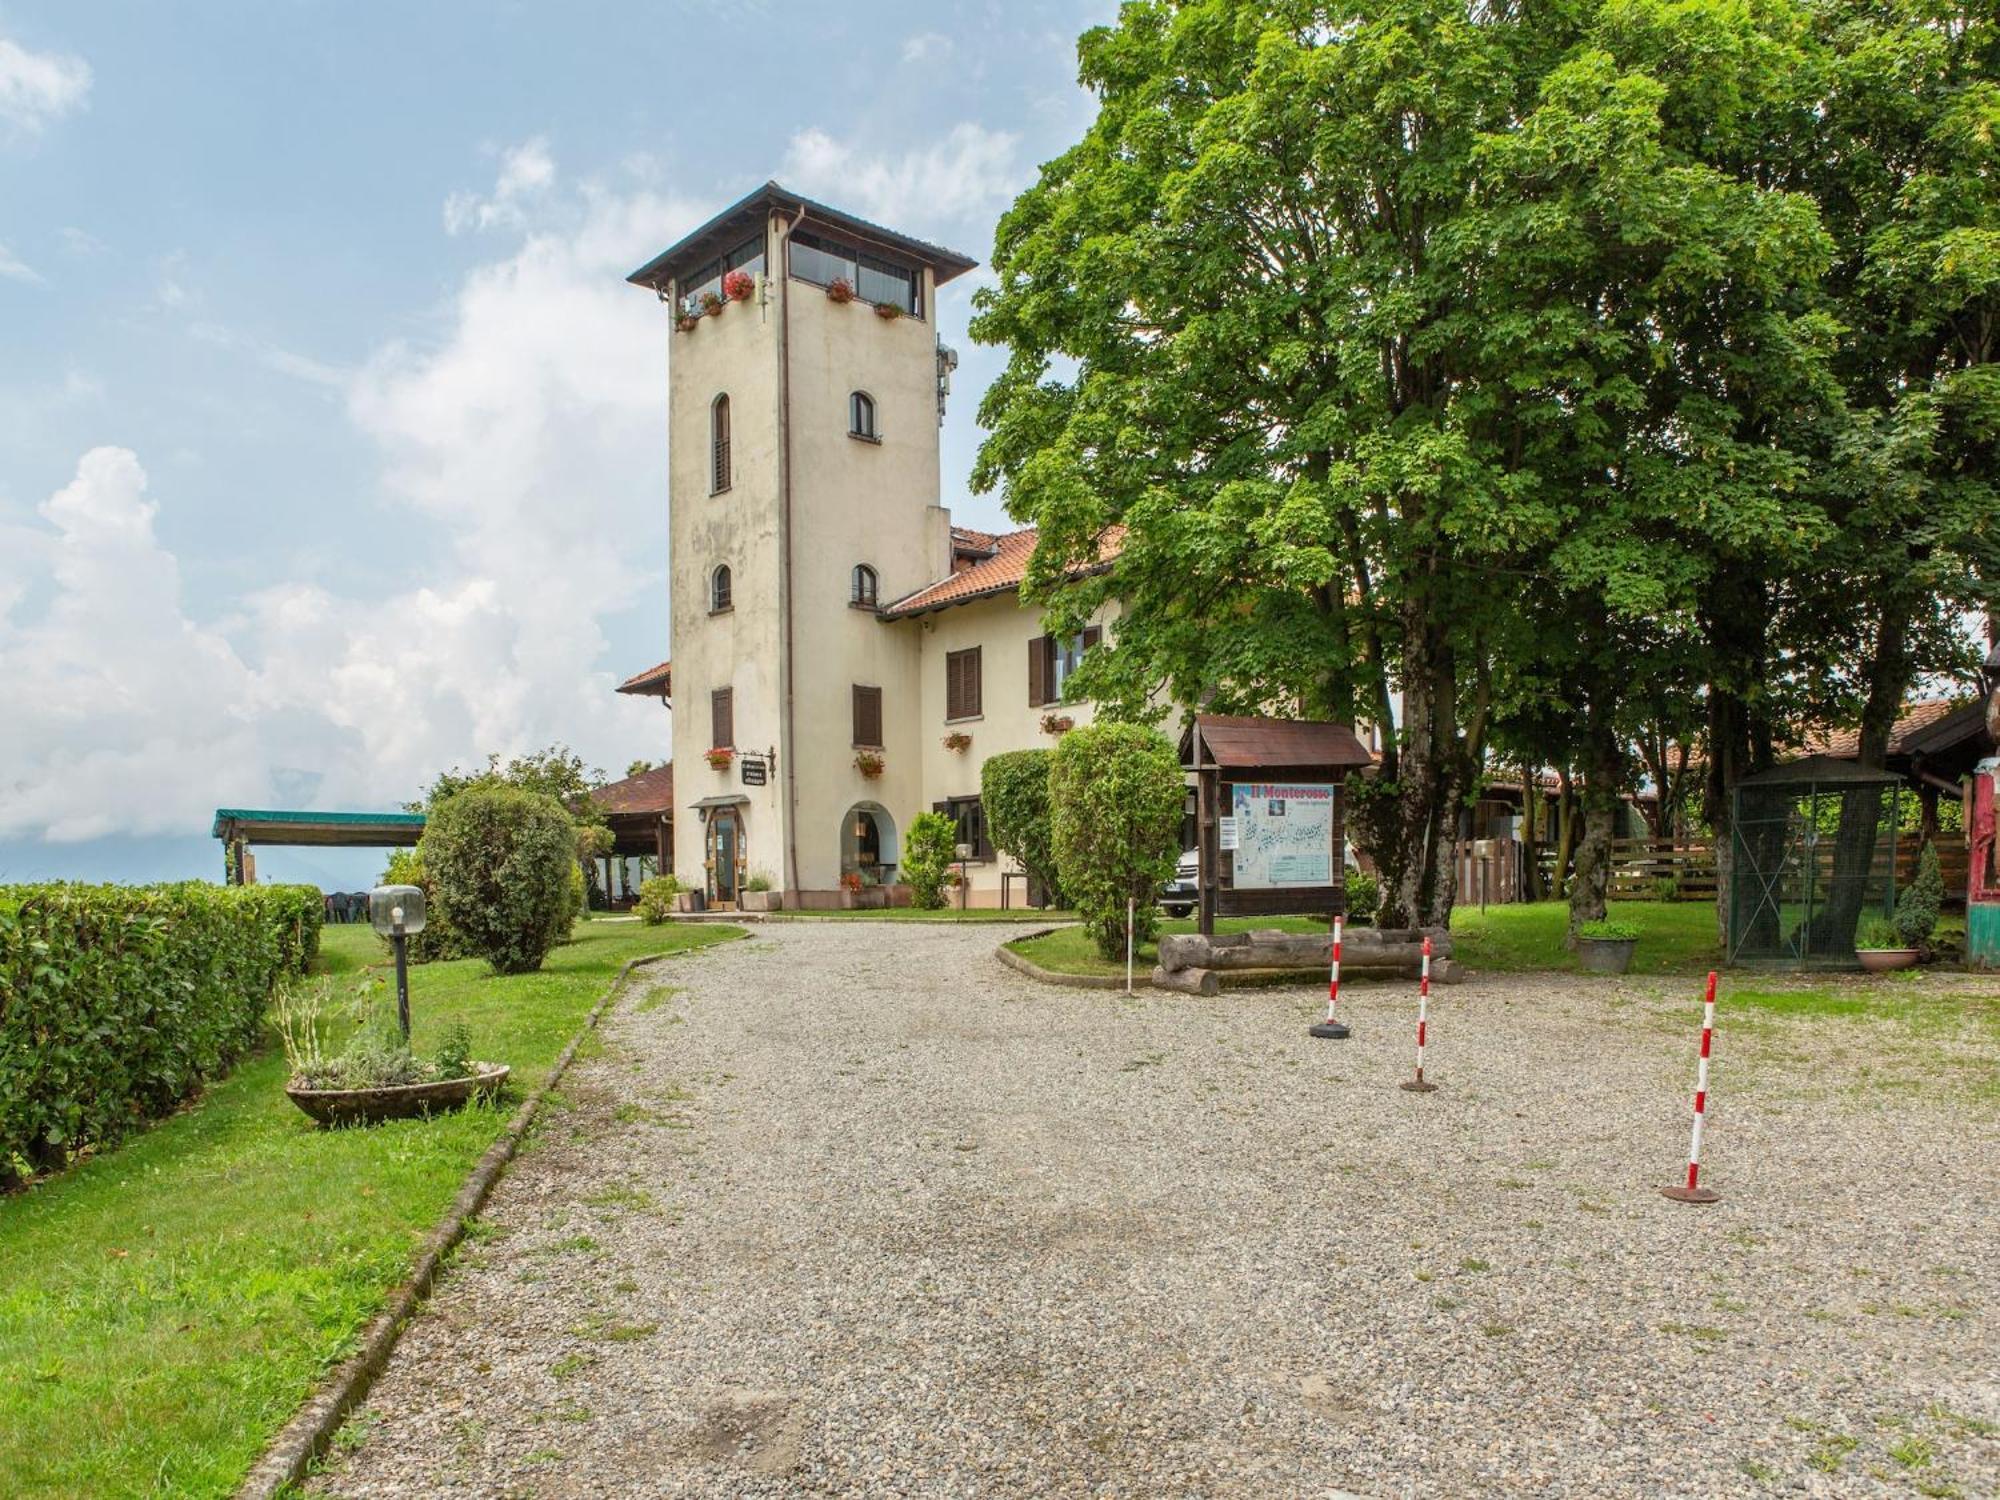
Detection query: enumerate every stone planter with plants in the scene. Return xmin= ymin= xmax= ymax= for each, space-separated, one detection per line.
xmin=1576 ymin=918 xmax=1640 ymax=975
xmin=277 ymin=979 xmax=507 ymax=1127
xmin=839 ymin=871 xmax=886 ymax=909
xmin=739 ymin=872 xmax=782 ymax=912
xmin=1853 ymin=915 xmax=1919 ymax=971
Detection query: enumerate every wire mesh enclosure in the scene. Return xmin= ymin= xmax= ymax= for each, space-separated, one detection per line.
xmin=1728 ymin=756 xmax=1905 ymax=967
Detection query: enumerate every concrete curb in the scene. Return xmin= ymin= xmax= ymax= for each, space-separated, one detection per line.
xmin=994 ymin=931 xmax=1129 ymax=990
xmin=235 ymin=948 xmax=691 ymax=1499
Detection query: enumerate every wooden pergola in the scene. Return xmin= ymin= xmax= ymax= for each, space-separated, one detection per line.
xmin=210 ymin=808 xmax=426 ymax=885
xmin=588 ymin=764 xmax=674 ymax=906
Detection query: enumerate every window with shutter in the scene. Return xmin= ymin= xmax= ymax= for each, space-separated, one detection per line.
xmin=1027 ymin=634 xmax=1047 ymax=707
xmin=711 ymin=687 xmax=733 ymax=748
xmin=852 ymin=684 xmax=883 ymax=747
xmin=946 ymin=646 xmax=982 ymax=721
xmin=710 ymin=394 xmax=731 ymax=494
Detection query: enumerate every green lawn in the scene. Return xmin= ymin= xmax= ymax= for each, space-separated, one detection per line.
xmin=1006 ymin=901 xmax=1723 ymax=980
xmin=0 ymin=917 xmax=741 ymax=1500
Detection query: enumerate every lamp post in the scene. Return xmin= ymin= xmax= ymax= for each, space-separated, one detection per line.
xmin=369 ymin=884 xmax=427 ymax=1041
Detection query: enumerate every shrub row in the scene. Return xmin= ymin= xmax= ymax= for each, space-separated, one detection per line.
xmin=0 ymin=881 xmax=322 ymax=1178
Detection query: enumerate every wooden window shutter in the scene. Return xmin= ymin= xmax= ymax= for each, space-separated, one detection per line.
xmin=1027 ymin=635 xmax=1047 ymax=707
xmin=853 ymin=684 xmax=882 ymax=747
xmin=946 ymin=647 xmax=982 ymax=720
xmin=965 ymin=645 xmax=982 ymax=718
xmin=711 ymin=687 xmax=733 ymax=748
xmin=1082 ymin=624 xmax=1102 ymax=653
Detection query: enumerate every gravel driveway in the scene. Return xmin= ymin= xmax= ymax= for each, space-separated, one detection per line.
xmin=312 ymin=922 xmax=1997 ymax=1499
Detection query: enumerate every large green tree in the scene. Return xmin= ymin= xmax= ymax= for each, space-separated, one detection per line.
xmin=973 ymin=0 xmax=1835 ymax=926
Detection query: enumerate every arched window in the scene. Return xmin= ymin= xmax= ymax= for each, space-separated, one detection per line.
xmin=710 ymin=394 xmax=731 ymax=493
xmin=710 ymin=564 xmax=732 ymax=613
xmin=851 ymin=564 xmax=878 ymax=608
xmin=849 ymin=390 xmax=877 ymax=441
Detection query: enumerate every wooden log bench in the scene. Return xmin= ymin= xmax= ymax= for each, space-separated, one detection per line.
xmin=1151 ymin=926 xmax=1460 ymax=996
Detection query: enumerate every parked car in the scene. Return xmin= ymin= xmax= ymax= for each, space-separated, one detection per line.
xmin=1160 ymin=849 xmax=1198 ymax=918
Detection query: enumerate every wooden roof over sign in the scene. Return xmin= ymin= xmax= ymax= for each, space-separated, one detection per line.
xmin=210 ymin=809 xmax=425 ymax=848
xmin=1181 ymin=715 xmax=1375 ymax=775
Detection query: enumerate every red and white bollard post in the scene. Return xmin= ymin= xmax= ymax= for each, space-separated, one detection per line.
xmin=1309 ymin=914 xmax=1350 ymax=1039
xmin=1400 ymin=934 xmax=1438 ymax=1093
xmin=1662 ymin=971 xmax=1721 ymax=1203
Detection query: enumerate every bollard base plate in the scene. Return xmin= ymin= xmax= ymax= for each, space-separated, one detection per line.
xmin=1660 ymin=1185 xmax=1720 ymax=1204
xmin=1400 ymin=1078 xmax=1438 ymax=1093
xmin=1308 ymin=1022 xmax=1351 ymax=1040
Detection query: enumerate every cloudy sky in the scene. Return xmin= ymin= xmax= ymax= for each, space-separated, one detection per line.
xmin=0 ymin=1 xmax=1108 ymax=887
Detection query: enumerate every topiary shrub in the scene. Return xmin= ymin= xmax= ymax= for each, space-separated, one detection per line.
xmin=635 ymin=875 xmax=680 ymax=925
xmin=982 ymin=749 xmax=1064 ymax=907
xmin=420 ymin=786 xmax=578 ymax=974
xmin=1049 ymin=723 xmax=1185 ymax=959
xmin=902 ymin=811 xmax=960 ymax=909
xmin=1894 ymin=840 xmax=1943 ymax=948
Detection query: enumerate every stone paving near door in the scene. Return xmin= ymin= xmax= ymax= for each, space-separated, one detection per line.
xmin=311 ymin=923 xmax=1998 ymax=1499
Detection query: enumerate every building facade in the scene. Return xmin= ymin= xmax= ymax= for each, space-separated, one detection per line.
xmin=623 ymin=183 xmax=1115 ymax=908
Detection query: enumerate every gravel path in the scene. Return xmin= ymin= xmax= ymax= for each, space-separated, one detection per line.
xmin=312 ymin=923 xmax=1998 ymax=1499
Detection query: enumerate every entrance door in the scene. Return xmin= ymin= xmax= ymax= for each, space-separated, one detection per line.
xmin=707 ymin=810 xmax=741 ymax=906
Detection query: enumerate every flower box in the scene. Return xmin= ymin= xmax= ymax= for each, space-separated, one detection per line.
xmin=853 ymin=750 xmax=885 ymax=778
xmin=738 ymin=890 xmax=783 ymax=913
xmin=723 ymin=269 xmax=755 ymax=302
xmin=705 ymin=747 xmax=735 ymax=770
xmin=942 ymin=731 xmax=973 ymax=753
xmin=1040 ymin=713 xmax=1075 ymax=736
xmin=675 ymin=313 xmax=700 ymax=333
xmin=826 ymin=277 xmax=855 ymax=304
xmin=873 ymin=300 xmax=904 ymax=320
xmin=700 ymin=292 xmax=725 ymax=318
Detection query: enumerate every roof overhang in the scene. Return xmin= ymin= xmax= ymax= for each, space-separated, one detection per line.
xmin=1179 ymin=715 xmax=1376 ymax=779
xmin=627 ymin=181 xmax=977 ymax=296
xmin=211 ymin=809 xmax=426 ymax=848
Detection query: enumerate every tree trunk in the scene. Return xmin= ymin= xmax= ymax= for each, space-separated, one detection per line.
xmin=1703 ymin=565 xmax=1777 ymax=948
xmin=1378 ymin=600 xmax=1466 ymax=929
xmin=1520 ymin=759 xmax=1545 ymax=902
xmin=1566 ymin=710 xmax=1624 ymax=945
xmin=1551 ymin=767 xmax=1577 ymax=900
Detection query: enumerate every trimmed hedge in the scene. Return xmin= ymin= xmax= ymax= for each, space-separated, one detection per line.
xmin=420 ymin=785 xmax=577 ymax=974
xmin=1049 ymin=723 xmax=1186 ymax=959
xmin=0 ymin=882 xmax=321 ymax=1178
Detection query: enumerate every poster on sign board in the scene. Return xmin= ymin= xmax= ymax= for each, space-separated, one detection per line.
xmin=1229 ymin=782 xmax=1334 ymax=889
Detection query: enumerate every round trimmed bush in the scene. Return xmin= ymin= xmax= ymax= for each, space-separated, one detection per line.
xmin=1049 ymin=723 xmax=1185 ymax=959
xmin=420 ymin=785 xmax=578 ymax=974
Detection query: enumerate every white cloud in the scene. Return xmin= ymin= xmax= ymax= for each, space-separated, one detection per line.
xmin=444 ymin=137 xmax=558 ymax=235
xmin=187 ymin=321 xmax=346 ymax=389
xmin=781 ymin=122 xmax=1024 ymax=229
xmin=0 ymin=243 xmax=40 ymax=283
xmin=0 ymin=34 xmax=91 ymax=136
xmin=59 ymin=226 xmax=105 ymax=257
xmin=0 ymin=166 xmax=708 ymax=843
xmin=902 ymin=32 xmax=952 ymax=64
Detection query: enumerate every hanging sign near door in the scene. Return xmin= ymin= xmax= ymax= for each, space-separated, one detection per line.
xmin=740 ymin=755 xmax=768 ymax=786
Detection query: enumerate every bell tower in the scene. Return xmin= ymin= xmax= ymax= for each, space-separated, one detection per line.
xmin=628 ymin=184 xmax=976 ymax=905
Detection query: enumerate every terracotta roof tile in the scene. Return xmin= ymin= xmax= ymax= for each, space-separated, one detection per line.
xmin=1796 ymin=697 xmax=1968 ymax=760
xmin=591 ymin=764 xmax=674 ymax=815
xmin=882 ymin=526 xmax=1124 ymax=618
xmin=616 ymin=659 xmax=671 ymax=697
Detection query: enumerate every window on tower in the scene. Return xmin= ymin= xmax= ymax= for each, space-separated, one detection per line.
xmin=850 ymin=564 xmax=878 ymax=608
xmin=677 ymin=231 xmax=765 ymax=313
xmin=710 ymin=564 xmax=732 ymax=613
xmin=710 ymin=394 xmax=731 ymax=494
xmin=790 ymin=228 xmax=920 ymax=317
xmin=849 ymin=391 xmax=878 ymax=441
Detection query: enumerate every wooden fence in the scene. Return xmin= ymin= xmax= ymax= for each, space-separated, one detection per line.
xmin=1516 ymin=836 xmax=1967 ymax=903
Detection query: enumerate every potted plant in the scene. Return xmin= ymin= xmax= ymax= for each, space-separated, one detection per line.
xmin=722 ymin=269 xmax=755 ymax=302
xmin=676 ymin=310 xmax=701 ymax=333
xmin=705 ymin=746 xmax=735 ymax=771
xmin=942 ymin=730 xmax=973 ymax=753
xmin=873 ymin=300 xmax=904 ymax=320
xmin=853 ymin=749 xmax=885 ymax=778
xmin=839 ymin=870 xmax=887 ymax=910
xmin=1576 ymin=918 xmax=1640 ymax=975
xmin=739 ymin=871 xmax=783 ymax=913
xmin=1040 ymin=712 xmax=1075 ymax=736
xmin=826 ymin=277 xmax=855 ymax=304
xmin=278 ymin=980 xmax=509 ymax=1127
xmin=700 ymin=291 xmax=725 ymax=319
xmin=1854 ymin=915 xmax=1919 ymax=971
